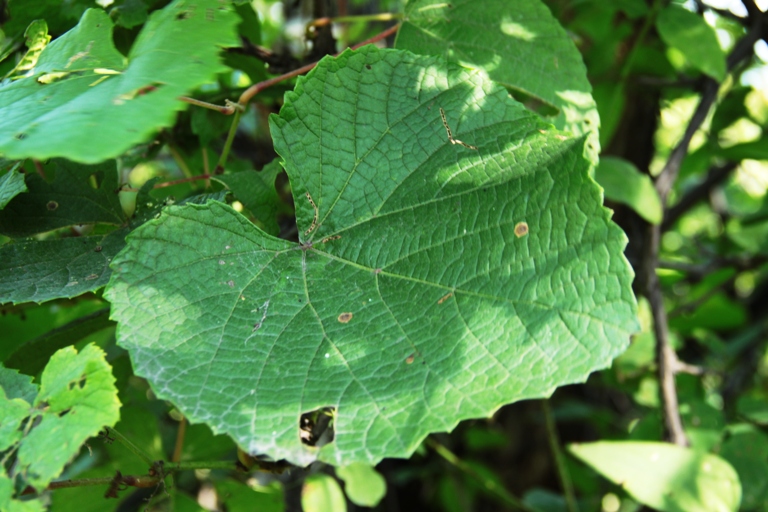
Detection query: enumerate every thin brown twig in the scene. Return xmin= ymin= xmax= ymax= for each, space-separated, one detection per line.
xmin=645 ymin=6 xmax=764 ymax=447
xmin=238 ymin=23 xmax=399 ymax=107
xmin=172 ymin=416 xmax=186 ymax=463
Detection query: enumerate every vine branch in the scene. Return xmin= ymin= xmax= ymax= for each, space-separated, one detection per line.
xmin=645 ymin=5 xmax=764 ymax=446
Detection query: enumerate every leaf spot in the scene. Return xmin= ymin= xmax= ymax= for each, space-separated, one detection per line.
xmin=94 ymin=245 xmax=102 ymax=252
xmin=337 ymin=312 xmax=353 ymax=323
xmin=437 ymin=292 xmax=453 ymax=304
xmin=374 ymin=268 xmax=382 ymax=274
xmin=15 ymin=133 xmax=27 ymax=140
xmin=405 ymin=354 xmax=415 ymax=364
xmin=85 ymin=274 xmax=99 ymax=281
xmin=227 ymin=280 xmax=235 ymax=287
xmin=218 ymin=259 xmax=226 ymax=265
xmin=46 ymin=201 xmax=58 ymax=211
xmin=514 ymin=222 xmax=529 ymax=238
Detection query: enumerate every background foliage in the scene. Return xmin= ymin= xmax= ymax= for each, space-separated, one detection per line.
xmin=1 ymin=0 xmax=768 ymax=511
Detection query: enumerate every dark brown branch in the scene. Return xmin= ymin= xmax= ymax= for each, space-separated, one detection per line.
xmin=662 ymin=162 xmax=738 ymax=231
xmin=646 ymin=6 xmax=764 ymax=447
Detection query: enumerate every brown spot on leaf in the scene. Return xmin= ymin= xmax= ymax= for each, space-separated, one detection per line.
xmin=47 ymin=201 xmax=58 ymax=211
xmin=438 ymin=292 xmax=453 ymax=304
xmin=94 ymin=245 xmax=102 ymax=252
xmin=405 ymin=354 xmax=415 ymax=364
xmin=337 ymin=312 xmax=353 ymax=323
xmin=514 ymin=222 xmax=529 ymax=238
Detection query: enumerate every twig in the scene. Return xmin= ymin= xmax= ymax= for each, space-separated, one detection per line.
xmin=645 ymin=6 xmax=763 ymax=447
xmin=542 ymin=400 xmax=578 ymax=512
xmin=103 ymin=427 xmax=155 ymax=467
xmin=214 ymin=23 xmax=399 ymax=172
xmin=238 ymin=23 xmax=400 ymax=106
xmin=426 ymin=438 xmax=534 ymax=512
xmin=662 ymin=162 xmax=738 ymax=231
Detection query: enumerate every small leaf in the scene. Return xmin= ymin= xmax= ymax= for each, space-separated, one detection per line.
xmin=595 ymin=157 xmax=662 ymax=224
xmin=0 ymin=230 xmax=128 ymax=303
xmin=337 ymin=463 xmax=387 ymax=507
xmin=0 ymin=473 xmax=46 ymax=512
xmin=302 ymin=474 xmax=346 ymax=512
xmin=0 ymin=366 xmax=38 ymax=403
xmin=396 ymin=0 xmax=600 ymax=162
xmin=5 ymin=20 xmax=51 ymax=79
xmin=0 ymin=164 xmax=28 ymax=210
xmin=656 ymin=5 xmax=726 ymax=81
xmin=0 ymin=385 xmax=31 ymax=452
xmin=0 ymin=0 xmax=238 ymax=163
xmin=569 ymin=441 xmax=741 ymax=512
xmin=17 ymin=344 xmax=120 ymax=490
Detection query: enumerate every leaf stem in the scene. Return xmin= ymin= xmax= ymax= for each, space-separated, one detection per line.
xmin=237 ymin=23 xmax=400 ymax=107
xmin=104 ymin=427 xmax=155 ymax=468
xmin=215 ymin=108 xmax=242 ymax=173
xmin=306 ymin=12 xmax=403 ymax=36
xmin=542 ymin=400 xmax=578 ymax=512
xmin=171 ymin=416 xmax=186 ymax=463
xmin=426 ymin=438 xmax=534 ymax=512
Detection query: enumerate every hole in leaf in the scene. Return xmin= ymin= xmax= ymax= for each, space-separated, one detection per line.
xmin=299 ymin=407 xmax=335 ymax=447
xmin=68 ymin=374 xmax=87 ymax=391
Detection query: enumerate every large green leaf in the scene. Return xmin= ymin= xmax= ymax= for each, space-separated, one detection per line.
xmin=0 ymin=230 xmax=127 ymax=304
xmin=0 ymin=160 xmax=125 ymax=238
xmin=106 ymin=46 xmax=637 ymax=465
xmin=0 ymin=0 xmax=238 ymax=163
xmin=396 ymin=0 xmax=600 ymax=163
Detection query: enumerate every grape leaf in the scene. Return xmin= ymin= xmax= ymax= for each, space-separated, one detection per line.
xmin=0 ymin=160 xmax=125 ymax=238
xmin=15 ymin=344 xmax=120 ymax=491
xmin=0 ymin=164 xmax=27 ymax=209
xmin=396 ymin=0 xmax=600 ymax=163
xmin=0 ymin=0 xmax=238 ymax=163
xmin=106 ymin=46 xmax=638 ymax=465
xmin=0 ymin=366 xmax=37 ymax=403
xmin=0 ymin=230 xmax=128 ymax=304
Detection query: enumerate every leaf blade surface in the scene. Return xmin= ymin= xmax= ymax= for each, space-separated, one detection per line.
xmin=106 ymin=46 xmax=637 ymax=465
